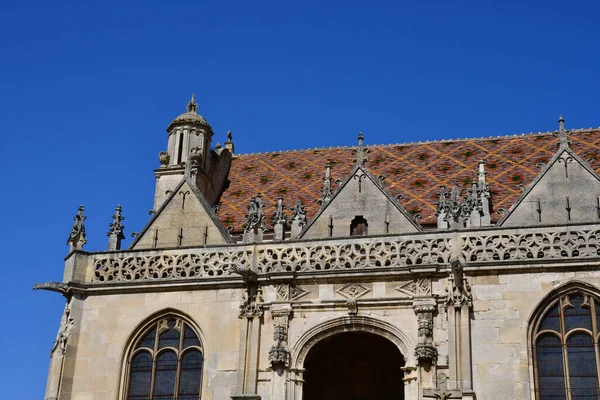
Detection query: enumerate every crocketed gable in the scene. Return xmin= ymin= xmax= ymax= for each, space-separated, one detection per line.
xmin=217 ymin=129 xmax=600 ymax=232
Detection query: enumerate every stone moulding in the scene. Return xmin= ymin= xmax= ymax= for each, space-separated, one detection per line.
xmin=90 ymin=224 xmax=600 ymax=283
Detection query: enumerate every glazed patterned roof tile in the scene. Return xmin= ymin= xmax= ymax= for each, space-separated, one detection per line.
xmin=217 ymin=129 xmax=600 ymax=231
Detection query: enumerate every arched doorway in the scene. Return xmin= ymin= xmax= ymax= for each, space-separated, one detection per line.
xmin=303 ymin=331 xmax=405 ymax=400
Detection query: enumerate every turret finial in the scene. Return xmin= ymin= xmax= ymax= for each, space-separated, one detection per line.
xmin=107 ymin=205 xmax=125 ymax=251
xmin=558 ymin=115 xmax=569 ymax=149
xmin=67 ymin=205 xmax=87 ymax=252
xmin=352 ymin=132 xmax=370 ymax=166
xmin=186 ymin=93 xmax=198 ymax=113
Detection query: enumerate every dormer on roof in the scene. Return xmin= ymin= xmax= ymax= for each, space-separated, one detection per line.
xmin=498 ymin=116 xmax=600 ymax=227
xmin=300 ymin=134 xmax=421 ymax=239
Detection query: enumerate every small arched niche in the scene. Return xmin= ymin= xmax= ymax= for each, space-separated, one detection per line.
xmin=350 ymin=215 xmax=368 ymax=236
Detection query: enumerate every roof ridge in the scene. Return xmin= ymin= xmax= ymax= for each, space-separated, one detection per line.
xmin=233 ymin=127 xmax=600 ymax=156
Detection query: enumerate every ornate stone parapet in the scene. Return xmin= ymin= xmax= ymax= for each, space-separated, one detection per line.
xmin=88 ymin=223 xmax=600 ymax=284
xmin=413 ymin=297 xmax=437 ymax=365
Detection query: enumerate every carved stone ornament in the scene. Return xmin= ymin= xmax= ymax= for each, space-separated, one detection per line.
xmin=444 ymin=258 xmax=473 ymax=309
xmin=336 ymin=283 xmax=370 ymax=299
xmin=158 ymin=151 xmax=170 ymax=166
xmin=243 ymin=194 xmax=267 ymax=242
xmin=66 ymin=205 xmax=87 ymax=252
xmin=413 ymin=298 xmax=437 ymax=364
xmin=291 ymin=200 xmax=307 ymax=226
xmin=351 ymin=132 xmax=370 ymax=166
xmin=317 ymin=162 xmax=339 ymax=205
xmin=347 ymin=299 xmax=358 ymax=315
xmin=436 ymin=172 xmax=490 ymax=230
xmin=239 ymin=287 xmax=264 ymax=319
xmin=107 ymin=205 xmax=125 ymax=251
xmin=50 ymin=302 xmax=75 ymax=357
xmin=230 ymin=264 xmax=258 ymax=282
xmin=269 ymin=325 xmax=289 ymax=367
xmin=395 ymin=278 xmax=431 ymax=297
xmin=272 ymin=196 xmax=287 ymax=226
xmin=33 ymin=282 xmax=70 ymax=298
xmin=276 ymin=284 xmax=309 ymax=301
xmin=269 ymin=308 xmax=292 ymax=368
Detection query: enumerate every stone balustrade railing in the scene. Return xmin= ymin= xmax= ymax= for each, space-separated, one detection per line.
xmin=89 ymin=224 xmax=600 ymax=283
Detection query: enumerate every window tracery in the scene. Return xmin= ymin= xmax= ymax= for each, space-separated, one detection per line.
xmin=533 ymin=290 xmax=600 ymax=399
xmin=126 ymin=316 xmax=203 ymax=400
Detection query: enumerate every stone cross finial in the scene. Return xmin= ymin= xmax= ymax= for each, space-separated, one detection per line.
xmin=107 ymin=205 xmax=125 ymax=251
xmin=67 ymin=205 xmax=87 ymax=252
xmin=186 ymin=93 xmax=198 ymax=113
xmin=558 ymin=115 xmax=570 ymax=148
xmin=352 ymin=132 xmax=370 ymax=166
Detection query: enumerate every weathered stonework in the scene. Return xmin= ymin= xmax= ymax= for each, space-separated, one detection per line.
xmin=38 ymin=105 xmax=600 ymax=400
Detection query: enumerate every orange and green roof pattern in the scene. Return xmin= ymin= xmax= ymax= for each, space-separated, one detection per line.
xmin=218 ymin=129 xmax=600 ymax=231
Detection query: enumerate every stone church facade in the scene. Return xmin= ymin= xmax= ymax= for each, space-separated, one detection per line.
xmin=37 ymin=96 xmax=600 ymax=400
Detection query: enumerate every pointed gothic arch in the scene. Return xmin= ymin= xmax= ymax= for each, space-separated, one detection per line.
xmin=528 ymin=280 xmax=600 ymax=399
xmin=118 ymin=308 xmax=207 ymax=400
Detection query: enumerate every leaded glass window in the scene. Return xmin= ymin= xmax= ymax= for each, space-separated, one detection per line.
xmin=533 ymin=291 xmax=600 ymax=399
xmin=126 ymin=316 xmax=203 ymax=400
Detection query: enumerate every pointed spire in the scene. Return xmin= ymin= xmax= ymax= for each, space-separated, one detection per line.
xmin=186 ymin=93 xmax=198 ymax=113
xmin=352 ymin=132 xmax=370 ymax=166
xmin=478 ymin=160 xmax=486 ymax=186
xmin=67 ymin=205 xmax=87 ymax=252
xmin=558 ymin=115 xmax=570 ymax=148
xmin=107 ymin=205 xmax=125 ymax=251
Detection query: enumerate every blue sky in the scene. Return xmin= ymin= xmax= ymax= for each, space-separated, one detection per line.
xmin=1 ymin=0 xmax=599 ymax=396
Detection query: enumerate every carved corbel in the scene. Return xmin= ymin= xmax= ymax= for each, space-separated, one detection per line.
xmin=444 ymin=258 xmax=472 ymax=309
xmin=347 ymin=299 xmax=358 ymax=315
xmin=269 ymin=308 xmax=293 ymax=368
xmin=238 ymin=287 xmax=264 ymax=319
xmin=413 ymin=297 xmax=437 ymax=365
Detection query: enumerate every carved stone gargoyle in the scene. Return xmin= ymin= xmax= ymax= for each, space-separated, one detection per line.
xmin=33 ymin=282 xmax=71 ymax=298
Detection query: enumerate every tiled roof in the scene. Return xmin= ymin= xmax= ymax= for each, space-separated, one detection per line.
xmin=217 ymin=129 xmax=600 ymax=231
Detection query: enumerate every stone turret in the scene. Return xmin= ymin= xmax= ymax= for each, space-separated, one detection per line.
xmin=153 ymin=95 xmax=233 ymax=209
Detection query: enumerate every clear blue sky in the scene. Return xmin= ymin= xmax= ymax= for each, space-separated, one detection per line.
xmin=1 ymin=0 xmax=598 ymax=397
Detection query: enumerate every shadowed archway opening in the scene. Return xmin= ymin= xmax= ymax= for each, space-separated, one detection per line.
xmin=303 ymin=331 xmax=404 ymax=400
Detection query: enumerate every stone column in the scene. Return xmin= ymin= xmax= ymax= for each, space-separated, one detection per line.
xmin=234 ymin=285 xmax=263 ymax=400
xmin=270 ymin=306 xmax=292 ymax=400
xmin=413 ymin=297 xmax=438 ymax=392
xmin=443 ymin=258 xmax=474 ymax=398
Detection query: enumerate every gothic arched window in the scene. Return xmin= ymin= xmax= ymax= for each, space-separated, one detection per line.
xmin=126 ymin=316 xmax=203 ymax=400
xmin=533 ymin=290 xmax=600 ymax=399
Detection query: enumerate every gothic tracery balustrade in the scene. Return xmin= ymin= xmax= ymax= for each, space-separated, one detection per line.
xmin=90 ymin=225 xmax=600 ymax=283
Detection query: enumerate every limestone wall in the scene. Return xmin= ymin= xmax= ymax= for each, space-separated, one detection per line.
xmin=59 ymin=288 xmax=243 ymax=400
